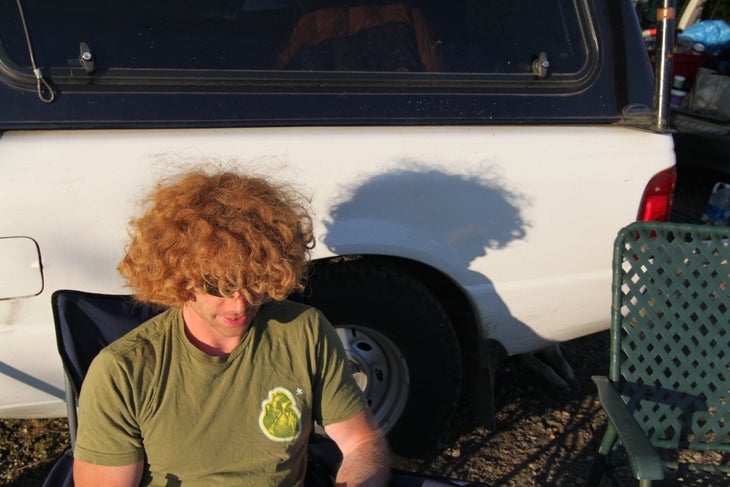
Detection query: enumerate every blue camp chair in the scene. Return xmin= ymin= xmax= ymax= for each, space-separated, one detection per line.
xmin=43 ymin=289 xmax=488 ymax=487
xmin=42 ymin=291 xmax=163 ymax=487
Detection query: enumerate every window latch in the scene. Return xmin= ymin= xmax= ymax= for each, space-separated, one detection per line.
xmin=532 ymin=51 xmax=550 ymax=79
xmin=78 ymin=42 xmax=95 ymax=73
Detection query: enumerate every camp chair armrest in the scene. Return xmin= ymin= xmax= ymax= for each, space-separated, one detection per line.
xmin=592 ymin=375 xmax=664 ymax=481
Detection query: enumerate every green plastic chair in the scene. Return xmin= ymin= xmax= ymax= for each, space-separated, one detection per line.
xmin=592 ymin=221 xmax=730 ymax=486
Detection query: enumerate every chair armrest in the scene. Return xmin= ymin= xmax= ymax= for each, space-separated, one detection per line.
xmin=592 ymin=375 xmax=664 ymax=481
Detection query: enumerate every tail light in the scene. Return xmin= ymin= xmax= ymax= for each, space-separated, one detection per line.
xmin=637 ymin=166 xmax=677 ymax=222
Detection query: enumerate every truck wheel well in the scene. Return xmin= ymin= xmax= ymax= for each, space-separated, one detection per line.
xmin=311 ymin=254 xmax=496 ymax=412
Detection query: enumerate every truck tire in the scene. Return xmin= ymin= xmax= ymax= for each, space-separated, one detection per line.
xmin=300 ymin=260 xmax=462 ymax=455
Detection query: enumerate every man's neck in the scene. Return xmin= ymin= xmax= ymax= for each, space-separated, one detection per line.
xmin=181 ymin=305 xmax=254 ymax=356
xmin=182 ymin=326 xmax=243 ymax=356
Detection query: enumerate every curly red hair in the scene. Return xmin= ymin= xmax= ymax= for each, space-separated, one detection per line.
xmin=118 ymin=171 xmax=314 ymax=307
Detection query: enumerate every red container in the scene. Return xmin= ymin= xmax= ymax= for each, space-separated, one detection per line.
xmin=672 ymin=52 xmax=711 ymax=88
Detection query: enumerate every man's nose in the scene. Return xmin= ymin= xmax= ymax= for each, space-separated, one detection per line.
xmin=228 ymin=292 xmax=248 ymax=313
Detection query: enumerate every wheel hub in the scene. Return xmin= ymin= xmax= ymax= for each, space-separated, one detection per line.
xmin=335 ymin=325 xmax=409 ymax=433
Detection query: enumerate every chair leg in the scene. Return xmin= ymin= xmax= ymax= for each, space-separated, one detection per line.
xmin=587 ymin=422 xmax=631 ymax=486
xmin=597 ymin=422 xmax=617 ymax=456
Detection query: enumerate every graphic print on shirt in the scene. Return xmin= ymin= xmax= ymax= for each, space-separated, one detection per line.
xmin=259 ymin=386 xmax=302 ymax=442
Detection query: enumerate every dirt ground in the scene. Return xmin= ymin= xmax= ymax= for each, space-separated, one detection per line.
xmin=392 ymin=331 xmax=614 ymax=487
xmin=1 ymin=330 xmax=728 ymax=486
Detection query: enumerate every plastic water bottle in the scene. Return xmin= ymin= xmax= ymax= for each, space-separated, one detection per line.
xmin=702 ymin=182 xmax=730 ymax=225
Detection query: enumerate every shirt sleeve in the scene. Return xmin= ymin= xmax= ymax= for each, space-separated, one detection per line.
xmin=73 ymin=348 xmax=146 ymax=466
xmin=311 ymin=311 xmax=368 ymax=427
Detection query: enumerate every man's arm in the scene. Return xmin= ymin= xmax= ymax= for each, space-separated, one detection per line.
xmin=324 ymin=408 xmax=390 ymax=487
xmin=73 ymin=459 xmax=144 ymax=487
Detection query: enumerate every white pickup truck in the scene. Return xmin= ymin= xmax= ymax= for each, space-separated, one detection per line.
xmin=0 ymin=0 xmax=675 ymax=454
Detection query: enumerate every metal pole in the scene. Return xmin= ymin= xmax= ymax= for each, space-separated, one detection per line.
xmin=653 ymin=0 xmax=677 ymax=132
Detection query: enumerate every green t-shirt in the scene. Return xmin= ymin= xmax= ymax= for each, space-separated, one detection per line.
xmin=74 ymin=300 xmax=366 ymax=486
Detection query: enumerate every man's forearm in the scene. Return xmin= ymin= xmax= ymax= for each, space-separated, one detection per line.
xmin=335 ymin=431 xmax=391 ymax=487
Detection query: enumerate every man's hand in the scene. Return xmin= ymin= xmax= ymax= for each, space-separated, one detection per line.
xmin=324 ymin=408 xmax=390 ymax=487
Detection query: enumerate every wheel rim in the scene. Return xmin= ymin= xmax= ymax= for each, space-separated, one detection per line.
xmin=335 ymin=325 xmax=409 ymax=433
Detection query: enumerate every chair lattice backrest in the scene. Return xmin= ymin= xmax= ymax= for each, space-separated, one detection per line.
xmin=611 ymin=222 xmax=730 ymax=457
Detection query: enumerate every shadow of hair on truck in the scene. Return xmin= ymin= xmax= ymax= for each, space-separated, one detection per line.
xmin=323 ymin=166 xmax=528 ymax=270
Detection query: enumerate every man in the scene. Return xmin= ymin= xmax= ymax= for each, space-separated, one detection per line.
xmin=73 ymin=170 xmax=390 ymax=486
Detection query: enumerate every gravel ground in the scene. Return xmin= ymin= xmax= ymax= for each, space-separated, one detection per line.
xmin=1 ymin=330 xmax=728 ymax=486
